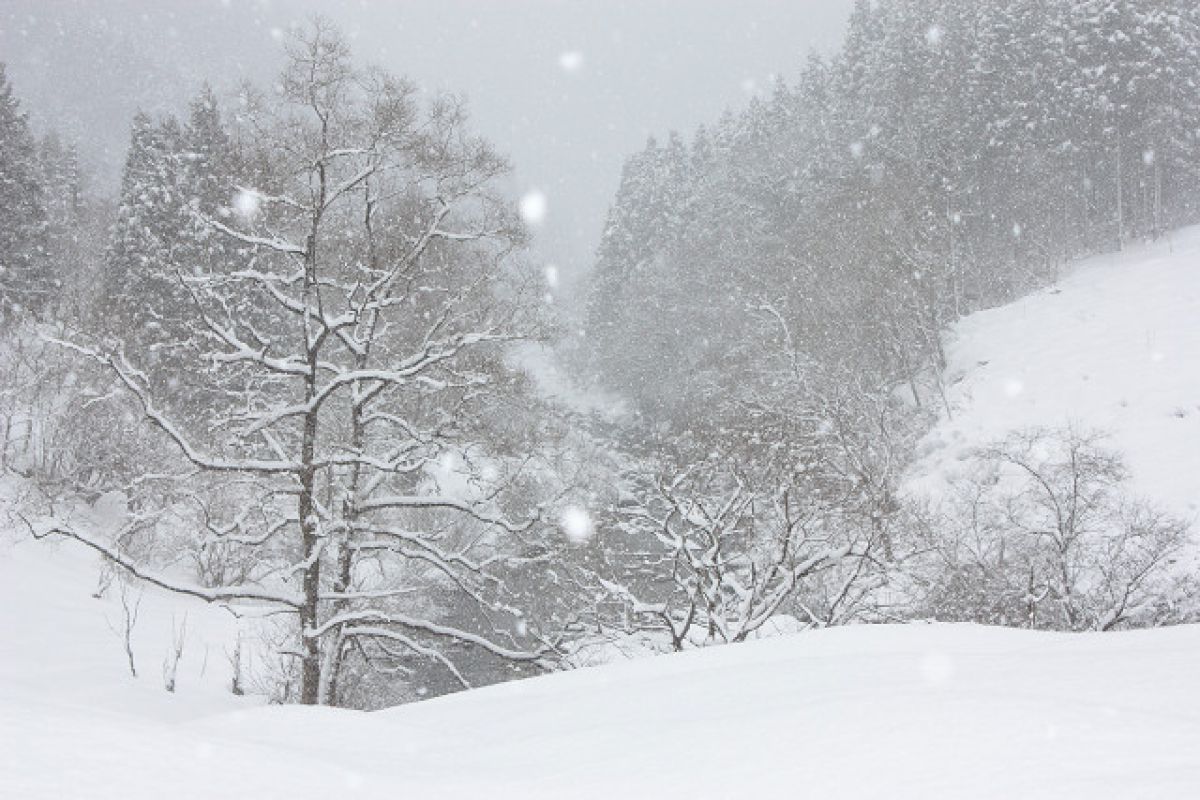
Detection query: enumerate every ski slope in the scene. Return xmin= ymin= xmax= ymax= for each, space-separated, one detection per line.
xmin=908 ymin=226 xmax=1200 ymax=517
xmin=2 ymin=532 xmax=1199 ymax=799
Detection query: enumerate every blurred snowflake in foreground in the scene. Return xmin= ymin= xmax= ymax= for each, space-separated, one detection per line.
xmin=233 ymin=188 xmax=261 ymax=220
xmin=560 ymin=505 xmax=594 ymax=543
xmin=519 ymin=189 xmax=547 ymax=226
xmin=559 ymin=51 xmax=584 ymax=73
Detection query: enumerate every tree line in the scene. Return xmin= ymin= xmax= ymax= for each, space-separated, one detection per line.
xmin=584 ymin=0 xmax=1200 ymax=421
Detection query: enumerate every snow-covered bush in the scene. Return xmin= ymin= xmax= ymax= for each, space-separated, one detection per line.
xmin=581 ymin=447 xmax=894 ymax=650
xmin=917 ymin=427 xmax=1195 ymax=631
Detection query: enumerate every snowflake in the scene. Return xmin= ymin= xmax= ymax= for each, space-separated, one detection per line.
xmin=519 ymin=190 xmax=547 ymax=226
xmin=560 ymin=505 xmax=594 ymax=543
xmin=544 ymin=264 xmax=560 ymax=288
xmin=925 ymin=25 xmax=944 ymax=48
xmin=233 ymin=188 xmax=261 ymax=220
xmin=559 ymin=51 xmax=584 ymax=73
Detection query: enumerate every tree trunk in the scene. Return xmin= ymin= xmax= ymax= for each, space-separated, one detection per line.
xmin=297 ymin=409 xmax=322 ymax=705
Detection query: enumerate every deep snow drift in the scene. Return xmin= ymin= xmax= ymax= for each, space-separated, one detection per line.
xmin=908 ymin=226 xmax=1200 ymax=518
xmin=2 ymin=534 xmax=1199 ymax=799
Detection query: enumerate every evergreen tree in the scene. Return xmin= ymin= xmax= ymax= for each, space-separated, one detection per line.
xmin=36 ymin=132 xmax=85 ymax=311
xmin=0 ymin=63 xmax=49 ymax=316
xmin=102 ymin=112 xmax=182 ymax=337
xmin=100 ymin=94 xmax=239 ymax=404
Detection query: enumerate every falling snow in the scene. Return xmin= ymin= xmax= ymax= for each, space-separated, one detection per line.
xmin=560 ymin=505 xmax=594 ymax=543
xmin=232 ymin=188 xmax=261 ymax=220
xmin=519 ymin=189 xmax=548 ymax=226
xmin=558 ymin=51 xmax=584 ymax=73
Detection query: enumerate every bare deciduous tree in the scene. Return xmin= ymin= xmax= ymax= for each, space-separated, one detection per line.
xmin=591 ymin=453 xmax=879 ymax=651
xmin=37 ymin=19 xmax=556 ymax=706
xmin=918 ymin=427 xmax=1194 ymax=631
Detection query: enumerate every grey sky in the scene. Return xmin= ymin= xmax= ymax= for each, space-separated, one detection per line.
xmin=1 ymin=0 xmax=854 ymax=285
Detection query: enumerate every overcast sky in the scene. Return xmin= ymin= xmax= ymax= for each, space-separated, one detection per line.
xmin=1 ymin=0 xmax=855 ymax=285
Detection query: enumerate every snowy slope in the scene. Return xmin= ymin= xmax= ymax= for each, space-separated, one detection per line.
xmin=908 ymin=226 xmax=1200 ymax=517
xmin=3 ymin=531 xmax=1200 ymax=799
xmin=0 ymin=525 xmax=257 ymax=720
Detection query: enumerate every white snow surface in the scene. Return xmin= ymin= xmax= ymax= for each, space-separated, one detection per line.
xmin=908 ymin=226 xmax=1200 ymax=518
xmin=3 ymin=531 xmax=1200 ymax=798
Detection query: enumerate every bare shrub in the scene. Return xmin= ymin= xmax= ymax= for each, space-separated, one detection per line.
xmin=162 ymin=612 xmax=187 ymax=692
xmin=918 ymin=427 xmax=1193 ymax=631
xmin=107 ymin=574 xmax=142 ymax=677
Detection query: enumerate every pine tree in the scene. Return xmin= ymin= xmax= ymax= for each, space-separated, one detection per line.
xmin=36 ymin=132 xmax=85 ymax=308
xmin=0 ymin=63 xmax=49 ymax=316
xmin=584 ymin=135 xmax=694 ymax=408
xmin=101 ymin=112 xmax=203 ymax=386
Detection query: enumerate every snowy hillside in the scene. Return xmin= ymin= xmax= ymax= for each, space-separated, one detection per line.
xmin=1 ymin=531 xmax=1198 ymax=799
xmin=908 ymin=226 xmax=1200 ymax=518
xmin=6 ymin=228 xmax=1200 ymax=799
xmin=5 ymin=227 xmax=1200 ymax=799
xmin=0 ymin=514 xmax=258 ymax=718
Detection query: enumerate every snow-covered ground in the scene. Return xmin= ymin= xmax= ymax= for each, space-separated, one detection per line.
xmin=2 ymin=532 xmax=1199 ymax=799
xmin=908 ymin=227 xmax=1200 ymax=518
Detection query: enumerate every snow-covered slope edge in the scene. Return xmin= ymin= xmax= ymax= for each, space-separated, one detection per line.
xmin=3 ymin=534 xmax=1200 ymax=799
xmin=907 ymin=226 xmax=1200 ymax=517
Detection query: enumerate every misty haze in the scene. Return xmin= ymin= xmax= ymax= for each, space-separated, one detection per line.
xmin=0 ymin=1 xmax=1198 ymax=798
